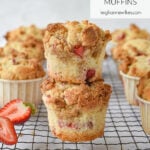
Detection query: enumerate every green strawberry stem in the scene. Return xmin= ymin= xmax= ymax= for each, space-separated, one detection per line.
xmin=23 ymin=102 xmax=37 ymax=115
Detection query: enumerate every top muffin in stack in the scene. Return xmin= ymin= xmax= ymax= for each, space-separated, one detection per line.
xmin=44 ymin=20 xmax=111 ymax=83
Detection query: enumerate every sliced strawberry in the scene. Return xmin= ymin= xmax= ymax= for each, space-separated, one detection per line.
xmin=0 ymin=99 xmax=31 ymax=124
xmin=86 ymin=69 xmax=95 ymax=80
xmin=0 ymin=116 xmax=17 ymax=145
xmin=74 ymin=45 xmax=84 ymax=58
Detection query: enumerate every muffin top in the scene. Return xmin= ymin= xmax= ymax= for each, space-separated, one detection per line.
xmin=5 ymin=25 xmax=44 ymax=42
xmin=44 ymin=20 xmax=111 ymax=59
xmin=137 ymin=73 xmax=150 ymax=101
xmin=112 ymin=24 xmax=150 ymax=44
xmin=41 ymin=77 xmax=112 ymax=118
xmin=120 ymin=56 xmax=150 ymax=77
xmin=1 ymin=38 xmax=44 ymax=61
xmin=111 ymin=39 xmax=150 ymax=60
xmin=0 ymin=57 xmax=45 ymax=80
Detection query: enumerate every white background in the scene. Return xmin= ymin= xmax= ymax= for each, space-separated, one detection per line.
xmin=0 ymin=0 xmax=149 ymax=45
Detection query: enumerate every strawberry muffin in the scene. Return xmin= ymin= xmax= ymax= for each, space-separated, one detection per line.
xmin=41 ymin=77 xmax=112 ymax=142
xmin=111 ymin=39 xmax=150 ymax=61
xmin=120 ymin=56 xmax=150 ymax=77
xmin=120 ymin=56 xmax=150 ymax=105
xmin=5 ymin=25 xmax=44 ymax=42
xmin=2 ymin=38 xmax=44 ymax=62
xmin=137 ymin=73 xmax=150 ymax=101
xmin=0 ymin=57 xmax=45 ymax=80
xmin=112 ymin=24 xmax=150 ymax=44
xmin=43 ymin=20 xmax=111 ymax=83
xmin=0 ymin=57 xmax=45 ymax=107
xmin=137 ymin=73 xmax=150 ymax=134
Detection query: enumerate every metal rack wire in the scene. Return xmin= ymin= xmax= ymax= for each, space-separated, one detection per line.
xmin=1 ymin=57 xmax=150 ymax=150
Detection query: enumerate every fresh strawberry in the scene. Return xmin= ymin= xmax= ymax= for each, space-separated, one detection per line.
xmin=0 ymin=99 xmax=32 ymax=124
xmin=86 ymin=69 xmax=95 ymax=80
xmin=74 ymin=45 xmax=84 ymax=58
xmin=0 ymin=116 xmax=17 ymax=145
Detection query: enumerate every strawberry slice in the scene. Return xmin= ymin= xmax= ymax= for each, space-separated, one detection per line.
xmin=0 ymin=116 xmax=17 ymax=145
xmin=86 ymin=69 xmax=95 ymax=80
xmin=0 ymin=99 xmax=32 ymax=124
xmin=74 ymin=45 xmax=84 ymax=58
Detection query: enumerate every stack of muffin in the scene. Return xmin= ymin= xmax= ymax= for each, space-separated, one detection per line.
xmin=0 ymin=25 xmax=46 ymax=107
xmin=41 ymin=20 xmax=112 ymax=142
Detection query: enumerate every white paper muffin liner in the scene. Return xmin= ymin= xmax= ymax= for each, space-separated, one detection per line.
xmin=120 ymin=71 xmax=140 ymax=106
xmin=0 ymin=76 xmax=45 ymax=108
xmin=136 ymin=95 xmax=150 ymax=135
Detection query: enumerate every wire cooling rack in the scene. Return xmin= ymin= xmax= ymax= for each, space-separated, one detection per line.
xmin=1 ymin=57 xmax=150 ymax=150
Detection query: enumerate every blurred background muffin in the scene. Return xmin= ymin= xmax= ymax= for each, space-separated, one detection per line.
xmin=137 ymin=73 xmax=150 ymax=134
xmin=0 ymin=56 xmax=45 ymax=107
xmin=111 ymin=24 xmax=150 ymax=44
xmin=5 ymin=25 xmax=44 ymax=42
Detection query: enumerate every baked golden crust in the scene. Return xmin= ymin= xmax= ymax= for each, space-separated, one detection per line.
xmin=111 ymin=39 xmax=150 ymax=60
xmin=137 ymin=72 xmax=150 ymax=101
xmin=41 ymin=77 xmax=112 ymax=118
xmin=5 ymin=25 xmax=44 ymax=42
xmin=2 ymin=38 xmax=44 ymax=61
xmin=119 ymin=56 xmax=150 ymax=77
xmin=112 ymin=24 xmax=150 ymax=44
xmin=0 ymin=57 xmax=45 ymax=80
xmin=44 ymin=20 xmax=111 ymax=55
xmin=44 ymin=20 xmax=111 ymax=83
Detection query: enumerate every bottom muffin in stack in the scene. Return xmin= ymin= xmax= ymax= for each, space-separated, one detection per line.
xmin=41 ymin=77 xmax=112 ymax=142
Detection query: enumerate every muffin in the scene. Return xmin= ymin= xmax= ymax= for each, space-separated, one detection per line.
xmin=43 ymin=20 xmax=111 ymax=83
xmin=0 ymin=57 xmax=45 ymax=107
xmin=120 ymin=56 xmax=150 ymax=77
xmin=120 ymin=56 xmax=150 ymax=105
xmin=112 ymin=24 xmax=150 ymax=44
xmin=41 ymin=77 xmax=112 ymax=142
xmin=5 ymin=25 xmax=44 ymax=42
xmin=0 ymin=57 xmax=45 ymax=80
xmin=137 ymin=74 xmax=150 ymax=134
xmin=137 ymin=73 xmax=150 ymax=101
xmin=1 ymin=38 xmax=44 ymax=61
xmin=111 ymin=39 xmax=150 ymax=61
